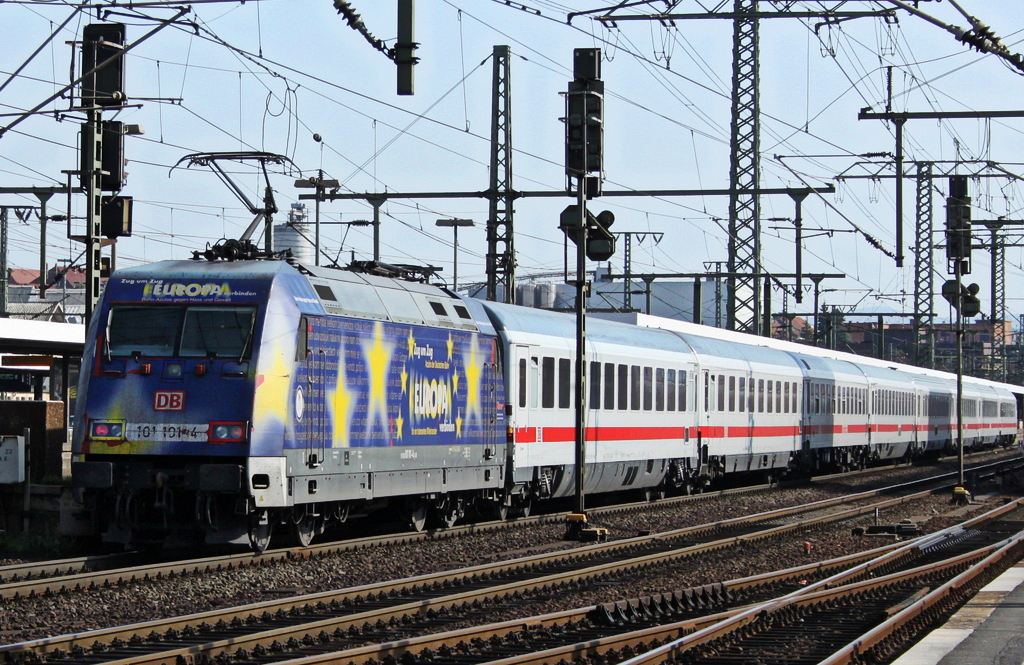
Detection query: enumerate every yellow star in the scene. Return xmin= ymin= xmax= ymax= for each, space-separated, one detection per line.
xmin=455 ymin=412 xmax=463 ymax=438
xmin=254 ymin=343 xmax=293 ymax=429
xmin=395 ymin=414 xmax=404 ymax=440
xmin=327 ymin=353 xmax=353 ymax=448
xmin=362 ymin=322 xmax=395 ymax=436
xmin=401 ymin=366 xmax=408 ymax=393
xmin=446 ymin=332 xmax=454 ymax=361
xmin=452 ymin=369 xmax=460 ymax=395
xmin=407 ymin=329 xmax=415 ymax=357
xmin=463 ymin=334 xmax=482 ymax=426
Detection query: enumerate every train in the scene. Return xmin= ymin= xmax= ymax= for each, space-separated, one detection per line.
xmin=70 ymin=257 xmax=1024 ymax=551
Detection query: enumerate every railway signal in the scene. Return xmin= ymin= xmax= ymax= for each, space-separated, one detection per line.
xmin=941 ymin=279 xmax=982 ymax=317
xmin=945 ymin=175 xmax=972 ymax=274
xmin=559 ymin=205 xmax=616 ymax=262
xmin=564 ymin=48 xmax=603 ymax=178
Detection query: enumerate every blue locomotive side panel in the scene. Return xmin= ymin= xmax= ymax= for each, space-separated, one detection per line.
xmin=289 ymin=315 xmax=502 ymax=452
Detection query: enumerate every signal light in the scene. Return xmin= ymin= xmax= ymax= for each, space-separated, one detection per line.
xmin=101 ymin=195 xmax=133 ymax=237
xmin=564 ymin=48 xmax=603 ymax=177
xmin=941 ymin=280 xmax=982 ymax=318
xmin=81 ymin=23 xmax=126 ymax=108
xmin=945 ymin=175 xmax=972 ymax=273
xmin=559 ymin=205 xmax=617 ymax=262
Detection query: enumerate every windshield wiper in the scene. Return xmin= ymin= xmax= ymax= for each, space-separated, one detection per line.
xmin=238 ymin=312 xmax=257 ymax=363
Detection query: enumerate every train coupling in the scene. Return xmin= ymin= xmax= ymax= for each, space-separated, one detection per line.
xmin=563 ymin=512 xmax=608 ymax=542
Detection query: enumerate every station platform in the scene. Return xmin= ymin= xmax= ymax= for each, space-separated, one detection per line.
xmin=892 ymin=561 xmax=1024 ymax=665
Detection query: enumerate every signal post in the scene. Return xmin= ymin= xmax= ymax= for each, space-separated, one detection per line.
xmin=942 ymin=175 xmax=981 ymax=503
xmin=561 ymin=49 xmax=614 ymax=541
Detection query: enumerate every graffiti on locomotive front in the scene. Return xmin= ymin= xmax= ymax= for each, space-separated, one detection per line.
xmin=306 ymin=319 xmax=490 ymax=449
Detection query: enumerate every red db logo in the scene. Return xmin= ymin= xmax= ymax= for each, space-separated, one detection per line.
xmin=154 ymin=391 xmax=185 ymax=412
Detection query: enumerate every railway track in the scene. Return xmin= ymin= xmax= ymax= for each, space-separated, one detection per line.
xmin=3 ymin=453 xmax=1016 ymax=598
xmin=251 ymin=499 xmax=1024 ymax=665
xmin=0 ymin=469 xmax=1007 ymax=665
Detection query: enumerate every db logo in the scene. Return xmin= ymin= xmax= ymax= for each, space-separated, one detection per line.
xmin=154 ymin=391 xmax=185 ymax=412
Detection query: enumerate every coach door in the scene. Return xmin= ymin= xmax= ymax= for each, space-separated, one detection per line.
xmin=513 ymin=345 xmax=535 ymax=432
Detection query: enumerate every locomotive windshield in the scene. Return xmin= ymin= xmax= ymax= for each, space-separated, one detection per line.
xmin=108 ymin=304 xmax=257 ymax=359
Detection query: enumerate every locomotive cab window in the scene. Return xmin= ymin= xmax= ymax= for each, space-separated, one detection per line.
xmin=108 ymin=305 xmax=179 ymax=356
xmin=180 ymin=307 xmax=257 ymax=358
xmin=108 ymin=304 xmax=257 ymax=359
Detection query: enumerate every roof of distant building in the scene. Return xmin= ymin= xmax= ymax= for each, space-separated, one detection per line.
xmin=8 ymin=268 xmax=40 ymax=286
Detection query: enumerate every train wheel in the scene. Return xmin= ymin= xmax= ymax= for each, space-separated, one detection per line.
xmin=248 ymin=510 xmax=273 ymax=553
xmin=644 ymin=488 xmax=665 ymax=503
xmin=409 ymin=503 xmax=428 ymax=532
xmin=492 ymin=501 xmax=510 ymax=521
xmin=433 ymin=496 xmax=463 ymax=529
xmin=515 ymin=498 xmax=532 ymax=518
xmin=292 ymin=513 xmax=323 ymax=547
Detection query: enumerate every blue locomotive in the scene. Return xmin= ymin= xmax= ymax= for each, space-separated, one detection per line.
xmin=71 ymin=257 xmax=1023 ymax=550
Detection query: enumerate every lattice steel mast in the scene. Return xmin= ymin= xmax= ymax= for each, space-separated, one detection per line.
xmin=913 ymin=162 xmax=935 ymax=368
xmin=487 ymin=45 xmax=515 ymax=303
xmin=727 ymin=0 xmax=760 ymax=333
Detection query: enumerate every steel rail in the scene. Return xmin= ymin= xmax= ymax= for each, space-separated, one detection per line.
xmin=2 ymin=452 xmax=1014 ymax=588
xmin=0 ymin=464 xmax=948 ymax=601
xmin=1 ymin=487 xmax=966 ymax=665
xmin=236 ymin=498 xmax=1024 ymax=665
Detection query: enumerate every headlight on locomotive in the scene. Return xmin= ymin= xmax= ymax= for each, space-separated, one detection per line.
xmin=209 ymin=421 xmax=247 ymax=443
xmin=90 ymin=420 xmax=125 ymax=440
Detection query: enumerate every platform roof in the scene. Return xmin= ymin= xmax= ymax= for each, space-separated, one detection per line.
xmin=0 ymin=318 xmax=84 ymax=355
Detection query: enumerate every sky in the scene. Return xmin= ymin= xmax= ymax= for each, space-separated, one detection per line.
xmin=1 ymin=0 xmax=1023 ymax=324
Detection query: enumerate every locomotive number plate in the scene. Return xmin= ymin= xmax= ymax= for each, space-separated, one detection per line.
xmin=126 ymin=423 xmax=209 ymax=442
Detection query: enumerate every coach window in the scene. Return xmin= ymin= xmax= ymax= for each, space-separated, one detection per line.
xmin=590 ymin=362 xmax=601 ymax=409
xmin=529 ymin=357 xmax=539 ymax=409
xmin=667 ymin=369 xmax=677 ymax=411
xmin=757 ymin=378 xmax=765 ymax=412
xmin=656 ymin=368 xmax=666 ymax=411
xmin=728 ymin=376 xmax=736 ymax=412
xmin=542 ymin=357 xmax=555 ymax=409
xmin=558 ymin=358 xmax=571 ymax=409
xmin=783 ymin=382 xmax=790 ymax=414
xmin=643 ymin=367 xmax=654 ymax=410
xmin=738 ymin=377 xmax=746 ymax=412
xmin=680 ymin=370 xmax=688 ymax=412
xmin=626 ymin=364 xmax=643 ymax=407
xmin=631 ymin=365 xmax=642 ymax=411
xmin=767 ymin=380 xmax=774 ymax=413
xmin=618 ymin=364 xmax=629 ymax=410
xmin=792 ymin=382 xmax=798 ymax=413
xmin=605 ymin=362 xmax=616 ymax=410
xmin=704 ymin=372 xmax=710 ymax=412
xmin=518 ymin=359 xmax=527 ymax=408
xmin=718 ymin=374 xmax=726 ymax=412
